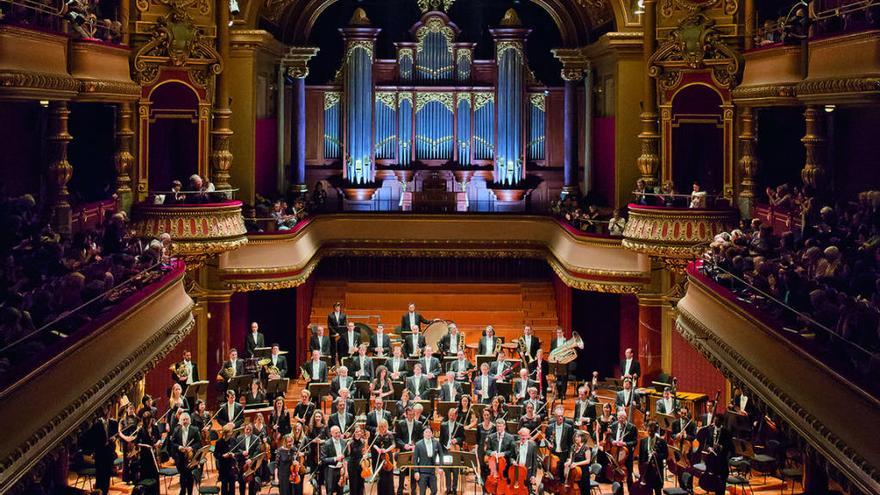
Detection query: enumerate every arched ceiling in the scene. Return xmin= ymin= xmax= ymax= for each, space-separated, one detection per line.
xmin=258 ymin=0 xmax=615 ymax=46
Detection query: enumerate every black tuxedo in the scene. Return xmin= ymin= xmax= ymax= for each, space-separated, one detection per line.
xmin=401 ymin=312 xmax=430 ymax=332
xmin=350 ymin=354 xmax=374 ymax=380
xmin=309 ymin=335 xmax=333 ymax=357
xmin=519 ymin=335 xmax=541 ymax=361
xmin=695 ymin=425 xmax=734 ymax=495
xmin=337 ymin=330 xmax=361 ymax=358
xmin=438 ymin=380 xmax=463 ymax=402
xmin=437 ymin=332 xmax=463 ymax=356
xmin=387 ymin=357 xmax=410 ymax=379
xmin=171 ymin=424 xmax=203 ymax=495
xmin=370 ymin=333 xmax=392 ymax=355
xmin=302 ymin=359 xmax=328 ymax=382
xmin=322 ymin=438 xmax=347 ymax=495
xmin=439 ymin=420 xmax=464 ymax=491
xmin=406 ymin=374 xmax=431 ymax=398
xmin=544 ymin=422 xmax=574 ymax=458
xmin=655 ymin=397 xmax=679 ymax=416
xmin=330 ymin=375 xmax=354 ymax=398
xmin=528 ymin=359 xmax=550 ymax=393
xmin=620 ymin=358 xmax=641 ymax=379
xmin=638 ymin=435 xmax=668 ymax=491
xmin=414 ymin=438 xmax=442 ymax=495
xmin=88 ymin=418 xmax=118 ymax=495
xmin=403 ymin=333 xmax=427 ymax=358
xmin=419 ymin=356 xmax=442 ymax=382
xmin=220 ymin=359 xmax=246 ymax=379
xmin=615 ymin=388 xmax=642 ymax=410
xmin=506 ymin=440 xmax=539 ymax=478
xmin=245 ymin=332 xmax=265 ymax=357
xmin=490 ymin=360 xmax=514 ymax=381
xmin=365 ymin=409 xmax=392 ymax=436
xmin=327 ymin=311 xmax=347 ymax=336
xmin=171 ymin=360 xmax=200 ymax=389
xmin=472 ymin=374 xmax=497 ymax=403
xmin=447 ymin=359 xmax=473 ymax=378
xmin=328 ymin=412 xmax=355 ymax=434
xmin=236 ymin=434 xmax=262 ymax=495
xmin=609 ymin=422 xmax=638 ymax=450
xmin=548 ymin=337 xmax=575 ymax=395
xmin=484 ymin=431 xmax=515 ymax=458
xmin=671 ymin=417 xmax=696 ymax=440
xmin=216 ymin=402 xmax=245 ymax=428
xmin=573 ymin=399 xmax=597 ymax=425
xmin=395 ymin=419 xmax=425 ymax=449
xmin=267 ymin=354 xmax=288 ymax=377
xmin=478 ymin=336 xmax=499 ymax=355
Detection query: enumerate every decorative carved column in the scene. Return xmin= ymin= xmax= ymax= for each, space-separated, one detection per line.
xmin=583 ymin=66 xmax=593 ymax=194
xmin=552 ymin=48 xmax=588 ymax=199
xmin=284 ymin=47 xmax=320 ymax=194
xmin=801 ymin=105 xmax=826 ymax=191
xmin=744 ymin=0 xmax=755 ymax=50
xmin=737 ymin=106 xmax=758 ymax=217
xmin=211 ymin=0 xmax=233 ymax=190
xmin=48 ymin=101 xmax=73 ymax=236
xmin=637 ymin=293 xmax=664 ymax=385
xmin=114 ymin=103 xmax=134 ymax=212
xmin=490 ymin=9 xmax=531 ymax=186
xmin=637 ymin=0 xmax=660 ymax=187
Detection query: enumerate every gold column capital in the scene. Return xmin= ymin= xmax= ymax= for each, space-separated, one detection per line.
xmin=283 ymin=46 xmax=320 ymax=79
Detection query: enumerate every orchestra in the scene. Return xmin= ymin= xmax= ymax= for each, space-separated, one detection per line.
xmin=83 ymin=317 xmax=756 ymax=495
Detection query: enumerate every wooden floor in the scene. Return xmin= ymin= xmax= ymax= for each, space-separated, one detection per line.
xmin=310 ymin=281 xmax=561 ymax=344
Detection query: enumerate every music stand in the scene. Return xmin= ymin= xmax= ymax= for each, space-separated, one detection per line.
xmin=496 ymin=382 xmax=512 ymax=399
xmin=471 ymin=403 xmax=487 ymax=419
xmin=464 ymin=428 xmax=478 ymax=448
xmin=354 ymin=398 xmax=370 ymax=416
xmin=341 ymin=356 xmax=353 ymax=370
xmin=656 ymin=413 xmax=676 ymax=432
xmin=455 ymin=450 xmax=481 ymax=492
xmin=254 ymin=347 xmax=273 ymax=360
xmin=506 ymin=404 xmax=523 ymax=418
xmin=506 ymin=420 xmax=518 ymax=433
xmin=308 ymin=382 xmax=331 ymax=413
xmin=355 ymin=380 xmax=372 ymax=399
xmin=384 ymin=400 xmax=399 ymax=418
xmin=266 ymin=378 xmax=289 ymax=398
xmin=406 ymin=359 xmax=419 ymax=373
xmin=461 ymin=382 xmax=472 ymax=395
xmin=398 ymin=451 xmax=414 ymax=475
xmin=476 ymin=355 xmax=494 ymax=369
xmin=436 ymin=401 xmax=456 ymax=419
xmin=229 ymin=374 xmax=253 ymax=394
xmin=392 ymin=381 xmax=405 ymax=398
xmin=371 ymin=356 xmax=387 ymax=369
xmin=184 ymin=380 xmax=208 ymax=402
xmin=415 ymin=399 xmax=434 ymax=417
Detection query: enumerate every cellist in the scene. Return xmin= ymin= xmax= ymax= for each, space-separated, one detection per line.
xmin=543 ymin=406 xmax=574 ymax=481
xmin=565 ymin=432 xmax=592 ymax=495
xmin=507 ymin=428 xmax=539 ymax=495
xmin=636 ymin=422 xmax=668 ymax=495
xmin=608 ymin=411 xmax=637 ymax=485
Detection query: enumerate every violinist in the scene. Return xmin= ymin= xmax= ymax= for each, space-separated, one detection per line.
xmin=439 ymin=371 xmax=463 ymax=402
xmin=191 ymin=400 xmax=213 ymax=438
xmin=307 ymin=411 xmax=329 ymax=495
xmin=523 ymin=387 xmax=545 ymax=420
xmin=137 ymin=394 xmax=158 ymax=419
xmin=448 ymin=349 xmax=473 ymax=382
xmin=135 ymin=411 xmax=163 ymax=495
xmin=511 ymin=368 xmax=534 ymax=403
xmin=372 ymin=419 xmax=396 ymax=495
xmin=396 ymin=388 xmax=414 ymax=417
xmin=217 ymin=390 xmax=245 ymax=428
xmin=608 ymin=411 xmax=637 ymax=484
xmin=348 ymin=426 xmax=368 ymax=495
xmin=166 ymin=382 xmax=189 ymax=432
xmin=236 ymin=422 xmax=262 ymax=495
xmin=671 ymin=407 xmax=696 ymax=444
xmin=487 ymin=395 xmax=506 ymax=420
xmin=508 ymin=427 xmax=539 ymax=494
xmin=458 ymin=394 xmax=477 ymax=428
xmin=566 ymin=432 xmax=592 ymax=495
xmin=518 ymin=402 xmax=541 ymax=434
xmin=329 ymin=397 xmax=355 ymax=436
xmin=170 ymin=412 xmax=202 ymax=495
xmin=439 ymin=408 xmax=464 ymax=494
xmin=252 ymin=413 xmax=270 ymax=444
xmin=270 ymin=396 xmax=293 ymax=445
xmin=292 ymin=389 xmax=315 ymax=426
xmin=215 ymin=424 xmax=238 ymax=495
xmin=322 ymin=425 xmax=347 ymax=495
xmin=117 ymin=402 xmax=140 ymax=484
xmin=394 ymin=406 xmax=423 ymax=495
xmin=371 ymin=365 xmax=395 ymax=400
xmin=275 ymin=434 xmax=296 ymax=495
xmin=636 ymin=422 xmax=668 ymax=495
xmin=366 ymin=396 xmax=391 ymax=437
xmin=290 ymin=423 xmax=308 ymax=495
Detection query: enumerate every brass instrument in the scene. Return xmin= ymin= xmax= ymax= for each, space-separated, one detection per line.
xmin=548 ymin=331 xmax=583 ymax=364
xmin=219 ymin=365 xmax=235 ymax=381
xmin=492 ymin=337 xmax=502 ymax=355
xmin=170 ymin=361 xmax=189 ymax=380
xmin=265 ymin=364 xmax=281 ymax=378
xmin=301 ymin=367 xmax=311 ymax=382
xmin=517 ymin=337 xmax=534 ymax=364
xmin=457 ymin=332 xmax=465 ymax=351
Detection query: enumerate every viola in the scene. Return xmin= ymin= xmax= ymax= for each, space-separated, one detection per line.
xmin=361 ymin=452 xmax=373 ymax=479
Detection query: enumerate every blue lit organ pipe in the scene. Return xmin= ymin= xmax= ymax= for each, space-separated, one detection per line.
xmin=473 ymin=93 xmax=494 ymax=161
xmin=417 ymin=31 xmax=453 ymax=81
xmin=398 ymin=49 xmax=413 ymax=81
xmin=457 ymin=93 xmax=471 ymax=165
xmin=495 ymin=44 xmax=523 ymax=185
xmin=344 ymin=42 xmax=374 ymax=184
xmin=323 ymin=92 xmax=341 ymax=159
xmin=416 ymin=94 xmax=453 ymax=160
xmin=374 ymin=93 xmax=397 ymax=160
xmin=398 ymin=93 xmax=413 ymax=166
xmin=456 ymin=49 xmax=471 ymax=82
xmin=527 ymin=93 xmax=546 ymax=161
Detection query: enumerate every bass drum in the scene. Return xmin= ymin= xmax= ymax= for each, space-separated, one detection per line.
xmin=354 ymin=322 xmax=374 ymax=346
xmin=422 ymin=319 xmax=450 ymax=351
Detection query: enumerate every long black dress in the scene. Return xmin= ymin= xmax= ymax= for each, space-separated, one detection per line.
xmin=136 ymin=424 xmax=162 ymax=495
xmin=570 ymin=443 xmax=591 ymax=495
xmin=215 ymin=435 xmax=239 ymax=495
xmin=476 ymin=422 xmax=495 ymax=487
xmin=373 ymin=432 xmax=396 ymax=495
xmin=348 ymin=438 xmax=366 ymax=495
xmin=307 ymin=426 xmax=328 ymax=492
xmin=276 ymin=446 xmax=294 ymax=495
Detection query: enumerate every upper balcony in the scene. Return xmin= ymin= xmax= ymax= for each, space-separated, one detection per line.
xmin=0 ymin=260 xmax=194 ymax=493
xmin=132 ymin=195 xmax=248 ymax=269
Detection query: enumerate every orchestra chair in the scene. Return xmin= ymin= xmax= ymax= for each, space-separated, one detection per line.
xmin=265 ymin=461 xmax=279 ymax=494
xmin=605 ymin=481 xmax=623 ymax=495
xmin=733 ymin=438 xmax=777 ymax=483
xmin=725 ymin=473 xmax=753 ymax=495
xmin=71 ymin=467 xmax=95 ymax=491
xmin=662 ymin=471 xmax=692 ymax=495
xmin=778 ymin=448 xmax=803 ymax=495
xmin=589 ymin=462 xmax=603 ymax=495
xmin=158 ymin=464 xmax=179 ymax=492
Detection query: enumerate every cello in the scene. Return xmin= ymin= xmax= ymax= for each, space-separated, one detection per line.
xmin=485 ymin=452 xmax=509 ymax=495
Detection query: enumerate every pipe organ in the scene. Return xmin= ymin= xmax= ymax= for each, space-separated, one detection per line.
xmin=311 ymin=7 xmax=556 ymax=207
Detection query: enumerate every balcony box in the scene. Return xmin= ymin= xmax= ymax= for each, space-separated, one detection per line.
xmin=70 ymin=39 xmax=140 ymax=102
xmin=0 ymin=25 xmax=77 ymax=100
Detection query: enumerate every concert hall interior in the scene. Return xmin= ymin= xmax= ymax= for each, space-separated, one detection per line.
xmin=2 ymin=0 xmax=880 ymax=494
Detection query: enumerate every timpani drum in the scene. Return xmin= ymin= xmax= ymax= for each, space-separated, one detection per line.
xmin=422 ymin=319 xmax=450 ymax=351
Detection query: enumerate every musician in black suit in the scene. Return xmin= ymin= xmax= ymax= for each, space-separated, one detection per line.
xmin=406 ymin=363 xmax=431 ymax=400
xmin=403 ymin=325 xmax=427 ymax=358
xmin=322 ymin=426 xmax=347 ymax=495
xmin=328 ymin=398 xmax=355 ymax=436
xmin=401 ymin=303 xmax=431 ymax=332
xmin=527 ymin=349 xmax=550 ymax=395
xmin=350 ymin=344 xmax=374 ymax=381
xmin=302 ymin=350 xmax=328 ymax=383
xmin=478 ymin=326 xmax=499 ymax=355
xmin=395 ymin=407 xmax=424 ymax=495
xmin=266 ymin=344 xmax=288 ymax=378
xmin=637 ymin=422 xmax=668 ymax=495
xmin=365 ymin=397 xmax=392 ymax=436
xmin=615 ymin=377 xmax=642 ymax=411
xmin=699 ymin=400 xmax=719 ymax=428
xmin=472 ymin=363 xmax=496 ymax=404
xmin=327 ymin=301 xmax=347 ymax=336
xmin=338 ymin=321 xmax=362 ymax=361
xmin=171 ymin=412 xmax=203 ymax=495
xmin=485 ymin=418 xmax=515 ymax=462
xmin=447 ymin=349 xmax=473 ymax=381
xmin=489 ymin=354 xmax=514 ymax=382
xmin=620 ymin=347 xmax=641 ymax=382
xmin=548 ymin=327 xmax=575 ymax=397
xmin=370 ymin=323 xmax=392 ymax=356
xmin=544 ymin=407 xmax=574 ymax=464
xmin=413 ymin=428 xmax=441 ymax=495
xmin=88 ymin=407 xmax=118 ymax=495
xmin=671 ymin=407 xmax=697 ymax=442
xmin=171 ymin=349 xmax=200 ymax=390
xmin=439 ymin=408 xmax=464 ymax=494
xmin=236 ymin=423 xmax=263 ymax=495
xmin=218 ymin=348 xmax=246 ymax=393
xmin=387 ymin=345 xmax=409 ymax=381
xmin=438 ymin=371 xmax=463 ymax=402
xmin=436 ymin=323 xmax=463 ymax=358
xmin=330 ymin=366 xmax=354 ymax=398
xmin=519 ymin=325 xmax=541 ymax=362
xmin=608 ymin=410 xmax=638 ymax=482
xmin=309 ymin=326 xmax=333 ymax=360
xmin=245 ymin=322 xmax=266 ymax=357
xmin=572 ymin=385 xmax=597 ymax=427
xmin=217 ymin=390 xmax=245 ymax=428
xmin=695 ymin=415 xmax=734 ymax=495
xmin=655 ymin=387 xmax=679 ymax=416
xmin=507 ymin=427 xmax=540 ymax=490
xmin=419 ymin=346 xmax=442 ymax=386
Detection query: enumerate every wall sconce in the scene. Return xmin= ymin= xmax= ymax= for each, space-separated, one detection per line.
xmin=634 ymin=0 xmax=645 ymax=15
xmin=824 ymin=104 xmax=836 ymax=113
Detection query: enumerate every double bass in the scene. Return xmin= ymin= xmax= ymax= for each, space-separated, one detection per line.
xmin=602 ymin=429 xmax=628 ymax=484
xmin=629 ymin=438 xmax=662 ymax=495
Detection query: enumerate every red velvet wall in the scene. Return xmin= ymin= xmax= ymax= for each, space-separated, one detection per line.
xmin=255 ymin=118 xmax=278 ymax=196
xmin=551 ymin=273 xmax=572 ymax=335
xmin=145 ymin=321 xmax=199 ymax=404
xmin=305 ymin=88 xmax=326 ymax=164
xmin=593 ymin=117 xmax=616 ymax=205
xmin=671 ymin=328 xmax=726 ymax=402
xmin=295 ymin=278 xmax=316 ymax=369
xmin=545 ymin=89 xmax=565 ymax=167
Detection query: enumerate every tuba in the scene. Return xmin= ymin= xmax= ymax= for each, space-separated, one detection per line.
xmin=548 ymin=331 xmax=583 ymax=364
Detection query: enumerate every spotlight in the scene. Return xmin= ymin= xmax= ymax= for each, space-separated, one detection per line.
xmin=39 ymin=100 xmax=49 ymax=107
xmin=229 ymin=0 xmax=240 ymax=16
xmin=824 ymin=104 xmax=836 ymax=113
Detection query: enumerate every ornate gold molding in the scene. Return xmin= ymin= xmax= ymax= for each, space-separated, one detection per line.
xmin=324 ymin=91 xmax=341 ymax=110
xmin=496 ymin=40 xmax=524 ymax=61
xmin=417 ymin=0 xmax=456 ymax=12
xmin=415 ymin=91 xmax=454 ymax=112
xmin=529 ymin=93 xmax=546 ymax=111
xmin=0 ymin=71 xmax=79 ymax=100
xmin=415 ymin=16 xmax=456 ymax=53
xmin=376 ymin=91 xmax=398 ymax=109
xmin=473 ymin=91 xmax=494 ymax=111
xmin=345 ymin=40 xmax=374 ymax=63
